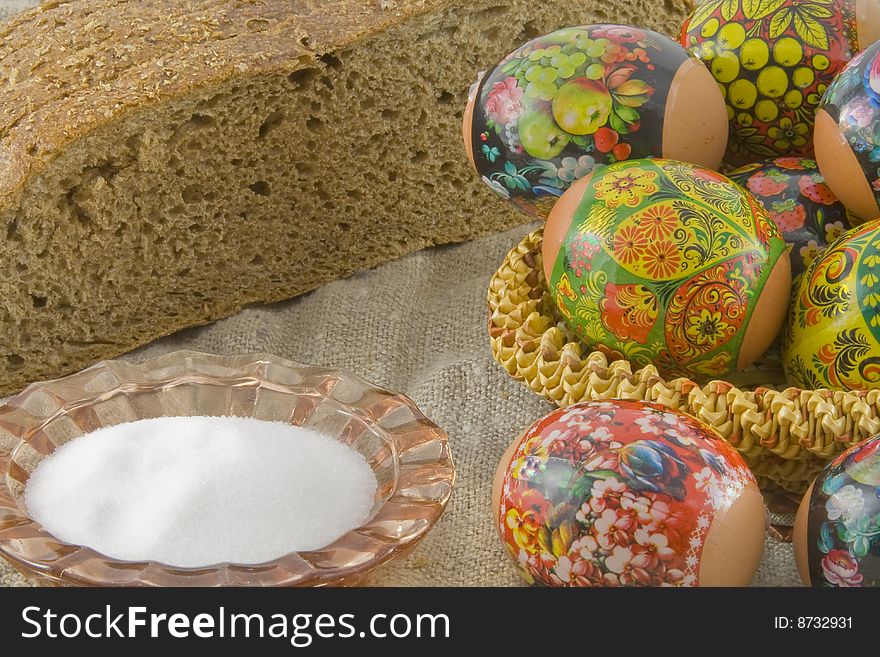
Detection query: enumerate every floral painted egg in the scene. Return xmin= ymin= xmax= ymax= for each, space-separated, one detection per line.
xmin=492 ymin=400 xmax=766 ymax=586
xmin=543 ymin=158 xmax=791 ymax=379
xmin=815 ymin=40 xmax=880 ymax=222
xmin=462 ymin=24 xmax=727 ymax=218
xmin=728 ymin=157 xmax=858 ymax=280
xmin=783 ymin=219 xmax=880 ymax=390
xmin=794 ymin=435 xmax=880 ymax=586
xmin=680 ymin=0 xmax=876 ymax=165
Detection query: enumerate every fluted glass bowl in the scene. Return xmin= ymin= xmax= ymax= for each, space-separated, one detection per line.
xmin=0 ymin=351 xmax=454 ymax=586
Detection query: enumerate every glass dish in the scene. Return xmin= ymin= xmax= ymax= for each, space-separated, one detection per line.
xmin=0 ymin=350 xmax=454 ymax=586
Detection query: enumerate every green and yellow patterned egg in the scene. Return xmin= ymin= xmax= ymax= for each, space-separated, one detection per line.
xmin=784 ymin=219 xmax=880 ymax=390
xmin=543 ymin=158 xmax=791 ymax=379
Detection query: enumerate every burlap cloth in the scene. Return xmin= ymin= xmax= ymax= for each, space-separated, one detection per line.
xmin=0 ymin=1 xmax=800 ymax=587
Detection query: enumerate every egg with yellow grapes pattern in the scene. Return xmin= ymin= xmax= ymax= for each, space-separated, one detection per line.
xmin=680 ymin=0 xmax=878 ymax=165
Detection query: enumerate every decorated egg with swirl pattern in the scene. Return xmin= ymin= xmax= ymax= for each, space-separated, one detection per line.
xmin=492 ymin=400 xmax=766 ymax=586
xmin=680 ymin=0 xmax=878 ymax=165
xmin=728 ymin=157 xmax=859 ymax=281
xmin=543 ymin=158 xmax=791 ymax=379
xmin=462 ymin=24 xmax=728 ymax=218
xmin=784 ymin=219 xmax=880 ymax=390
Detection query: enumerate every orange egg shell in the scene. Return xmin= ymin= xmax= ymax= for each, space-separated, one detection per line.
xmin=857 ymin=0 xmax=880 ymax=47
xmin=793 ymin=480 xmax=814 ymax=586
xmin=493 ymin=400 xmax=766 ymax=586
xmin=815 ymin=38 xmax=880 ymax=222
xmin=814 ymin=110 xmax=880 ymax=223
xmin=462 ymin=76 xmax=480 ymax=174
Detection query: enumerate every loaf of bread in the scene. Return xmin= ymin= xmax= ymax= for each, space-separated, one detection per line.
xmin=0 ymin=0 xmax=692 ymax=393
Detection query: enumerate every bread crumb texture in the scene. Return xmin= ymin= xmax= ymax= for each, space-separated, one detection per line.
xmin=0 ymin=0 xmax=692 ymax=393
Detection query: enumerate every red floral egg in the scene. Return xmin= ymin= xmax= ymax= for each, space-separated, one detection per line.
xmin=680 ymin=0 xmax=875 ymax=165
xmin=492 ymin=400 xmax=765 ymax=586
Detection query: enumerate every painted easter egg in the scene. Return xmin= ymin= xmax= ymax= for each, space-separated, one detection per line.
xmin=492 ymin=400 xmax=766 ymax=586
xmin=462 ymin=24 xmax=727 ymax=218
xmin=794 ymin=435 xmax=880 ymax=586
xmin=815 ymin=40 xmax=880 ymax=222
xmin=543 ymin=158 xmax=791 ymax=379
xmin=680 ymin=0 xmax=875 ymax=165
xmin=728 ymin=157 xmax=858 ymax=280
xmin=783 ymin=219 xmax=880 ymax=390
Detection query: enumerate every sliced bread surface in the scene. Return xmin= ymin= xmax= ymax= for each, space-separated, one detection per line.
xmin=0 ymin=0 xmax=693 ymax=393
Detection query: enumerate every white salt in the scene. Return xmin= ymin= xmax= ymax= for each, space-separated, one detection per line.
xmin=24 ymin=416 xmax=378 ymax=567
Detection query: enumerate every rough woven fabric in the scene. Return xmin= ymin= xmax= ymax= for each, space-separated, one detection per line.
xmin=0 ymin=0 xmax=31 ymax=20
xmin=0 ymin=1 xmax=801 ymax=587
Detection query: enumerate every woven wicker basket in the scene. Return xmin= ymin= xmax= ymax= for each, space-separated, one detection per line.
xmin=488 ymin=228 xmax=880 ymax=496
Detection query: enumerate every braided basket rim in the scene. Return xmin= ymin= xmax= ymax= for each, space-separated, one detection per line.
xmin=487 ymin=228 xmax=880 ymax=495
